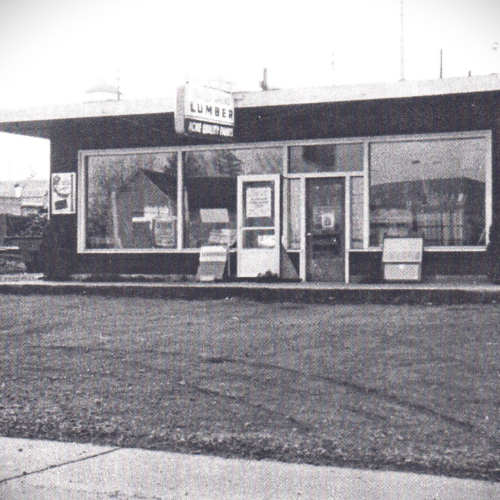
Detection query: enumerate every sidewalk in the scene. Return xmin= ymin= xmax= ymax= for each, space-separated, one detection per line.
xmin=1 ymin=437 xmax=499 ymax=500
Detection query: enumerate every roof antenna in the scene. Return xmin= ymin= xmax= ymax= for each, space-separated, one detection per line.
xmin=331 ymin=50 xmax=335 ymax=84
xmin=492 ymin=42 xmax=499 ymax=74
xmin=260 ymin=68 xmax=269 ymax=91
xmin=117 ymin=69 xmax=121 ymax=101
xmin=400 ymin=0 xmax=405 ymax=81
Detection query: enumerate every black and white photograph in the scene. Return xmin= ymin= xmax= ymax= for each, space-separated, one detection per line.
xmin=0 ymin=0 xmax=500 ymax=498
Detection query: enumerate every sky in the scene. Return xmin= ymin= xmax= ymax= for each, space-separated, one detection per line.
xmin=0 ymin=0 xmax=499 ymax=181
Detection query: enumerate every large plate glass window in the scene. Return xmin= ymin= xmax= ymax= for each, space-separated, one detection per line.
xmin=289 ymin=143 xmax=363 ymax=173
xmin=369 ymin=137 xmax=487 ymax=247
xmin=286 ymin=178 xmax=301 ymax=250
xmin=183 ymin=148 xmax=282 ymax=248
xmin=86 ymin=152 xmax=178 ymax=249
xmin=350 ymin=177 xmax=364 ymax=249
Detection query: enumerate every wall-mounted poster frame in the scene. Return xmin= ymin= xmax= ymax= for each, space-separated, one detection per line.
xmin=51 ymin=172 xmax=76 ymax=214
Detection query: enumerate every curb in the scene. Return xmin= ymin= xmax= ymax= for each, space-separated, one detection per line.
xmin=1 ymin=280 xmax=500 ymax=304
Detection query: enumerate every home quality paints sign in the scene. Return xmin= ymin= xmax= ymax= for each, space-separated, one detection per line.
xmin=175 ymin=83 xmax=235 ymax=139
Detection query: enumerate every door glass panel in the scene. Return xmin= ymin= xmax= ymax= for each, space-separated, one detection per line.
xmin=243 ymin=181 xmax=275 ymax=227
xmin=242 ymin=229 xmax=276 ymax=249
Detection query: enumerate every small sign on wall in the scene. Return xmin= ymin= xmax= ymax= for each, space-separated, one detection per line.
xmin=51 ymin=173 xmax=76 ymax=214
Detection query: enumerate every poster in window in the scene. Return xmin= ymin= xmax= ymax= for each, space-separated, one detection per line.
xmin=246 ymin=187 xmax=272 ymax=218
xmin=313 ymin=206 xmax=336 ymax=231
xmin=154 ymin=219 xmax=176 ymax=248
xmin=321 ymin=211 xmax=335 ymax=230
xmin=51 ymin=173 xmax=76 ymax=214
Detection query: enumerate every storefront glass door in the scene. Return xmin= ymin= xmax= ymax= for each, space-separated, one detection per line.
xmin=306 ymin=177 xmax=345 ymax=281
xmin=237 ymin=174 xmax=281 ymax=277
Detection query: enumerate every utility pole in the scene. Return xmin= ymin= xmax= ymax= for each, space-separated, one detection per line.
xmin=331 ymin=51 xmax=335 ymax=84
xmin=440 ymin=49 xmax=443 ymax=79
xmin=400 ymin=0 xmax=405 ymax=81
xmin=492 ymin=42 xmax=499 ymax=74
xmin=117 ymin=69 xmax=121 ymax=101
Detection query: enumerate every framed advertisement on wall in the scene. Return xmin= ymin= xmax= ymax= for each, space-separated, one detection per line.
xmin=51 ymin=173 xmax=76 ymax=214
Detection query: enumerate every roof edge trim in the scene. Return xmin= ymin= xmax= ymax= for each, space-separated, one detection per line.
xmin=1 ymin=74 xmax=500 ymax=124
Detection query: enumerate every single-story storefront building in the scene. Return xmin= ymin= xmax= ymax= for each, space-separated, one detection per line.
xmin=0 ymin=74 xmax=498 ymax=282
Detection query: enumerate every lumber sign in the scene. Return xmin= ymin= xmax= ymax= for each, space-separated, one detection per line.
xmin=175 ymin=83 xmax=234 ymax=140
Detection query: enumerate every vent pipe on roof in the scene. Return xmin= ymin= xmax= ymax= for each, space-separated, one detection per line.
xmin=258 ymin=68 xmax=278 ymax=91
xmin=260 ymin=68 xmax=269 ymax=91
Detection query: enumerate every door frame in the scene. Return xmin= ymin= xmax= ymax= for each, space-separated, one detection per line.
xmin=237 ymin=174 xmax=281 ymax=278
xmin=294 ymin=173 xmax=352 ymax=284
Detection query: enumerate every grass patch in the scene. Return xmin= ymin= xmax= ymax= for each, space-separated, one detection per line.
xmin=0 ymin=295 xmax=499 ymax=481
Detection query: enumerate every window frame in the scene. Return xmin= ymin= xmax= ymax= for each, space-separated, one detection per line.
xmin=77 ymin=130 xmax=492 ymax=254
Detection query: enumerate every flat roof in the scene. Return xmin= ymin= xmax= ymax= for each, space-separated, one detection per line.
xmin=234 ymin=74 xmax=500 ymax=108
xmin=0 ymin=97 xmax=176 ymax=125
xmin=1 ymin=74 xmax=499 ymax=137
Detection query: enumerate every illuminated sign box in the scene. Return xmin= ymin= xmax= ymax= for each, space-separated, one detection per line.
xmin=175 ymin=83 xmax=234 ymax=140
xmin=382 ymin=236 xmax=423 ymax=282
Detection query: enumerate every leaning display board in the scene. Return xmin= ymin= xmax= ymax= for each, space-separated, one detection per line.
xmin=382 ymin=236 xmax=424 ymax=282
xmin=197 ymin=245 xmax=228 ymax=282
